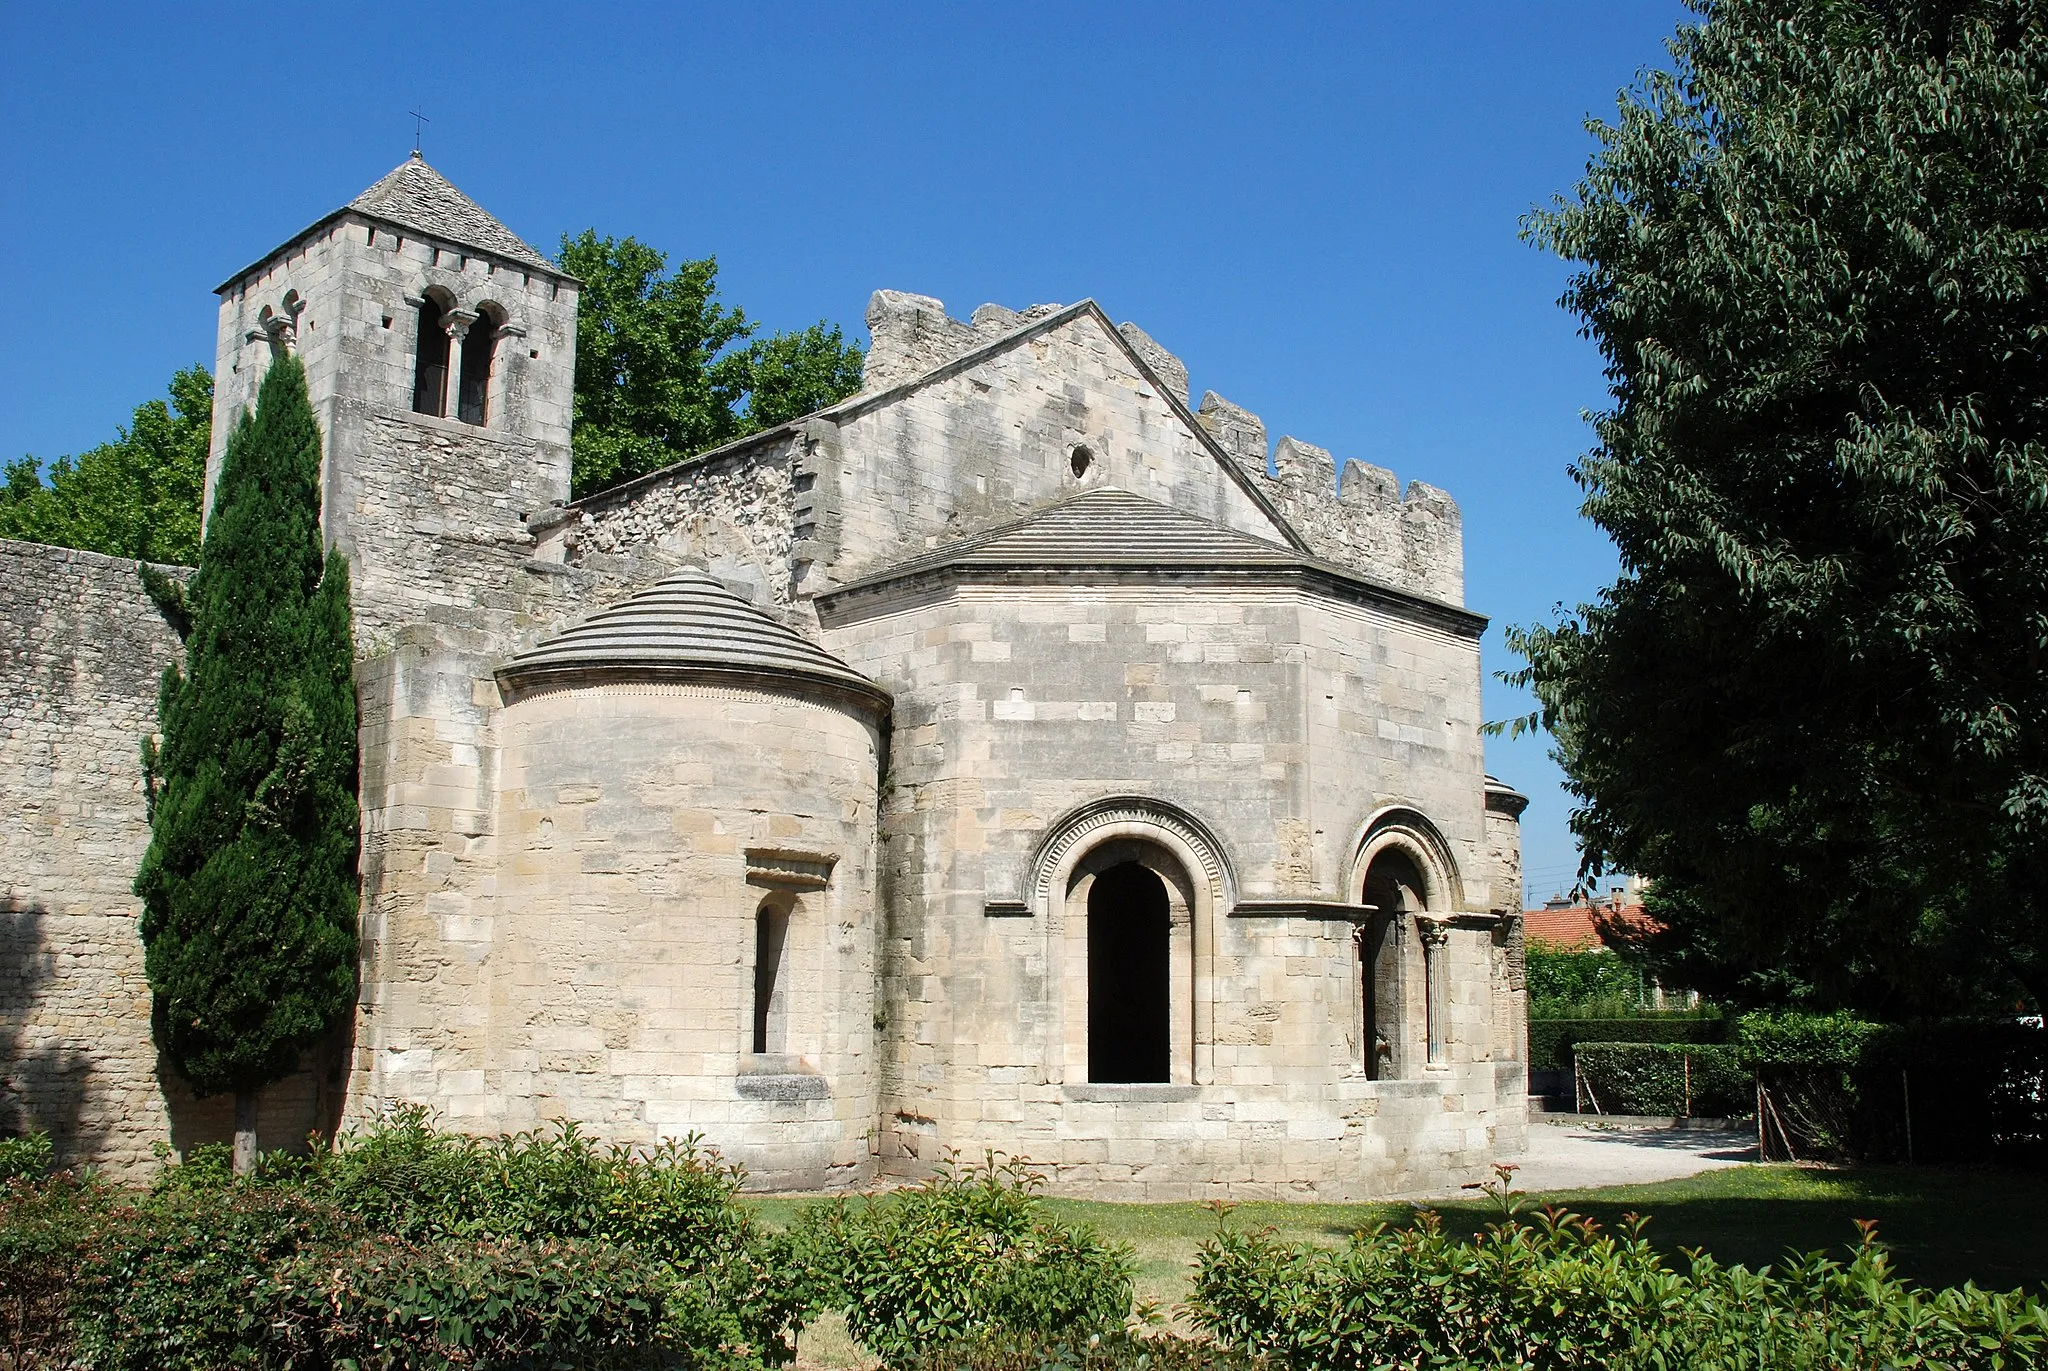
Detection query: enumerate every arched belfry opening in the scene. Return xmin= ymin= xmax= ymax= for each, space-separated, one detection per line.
xmin=1087 ymin=862 xmax=1171 ymax=1082
xmin=412 ymin=293 xmax=451 ymax=417
xmin=1360 ymin=847 xmax=1429 ymax=1078
xmin=457 ymin=306 xmax=498 ymax=426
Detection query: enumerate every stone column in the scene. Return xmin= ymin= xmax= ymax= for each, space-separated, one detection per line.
xmin=442 ymin=309 xmax=478 ymax=420
xmin=1419 ymin=917 xmax=1450 ymax=1067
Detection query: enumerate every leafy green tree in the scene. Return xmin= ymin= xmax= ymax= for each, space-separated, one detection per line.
xmin=135 ymin=353 xmax=360 ymax=1172
xmin=0 ymin=366 xmax=212 ymax=564
xmin=743 ymin=320 xmax=866 ymax=431
xmin=557 ymin=231 xmax=863 ymax=496
xmin=1508 ymin=0 xmax=2048 ymax=1015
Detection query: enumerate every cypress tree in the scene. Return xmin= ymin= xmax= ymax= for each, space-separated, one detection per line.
xmin=135 ymin=352 xmax=360 ymax=1172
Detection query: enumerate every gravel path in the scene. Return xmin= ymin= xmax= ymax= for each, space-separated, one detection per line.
xmin=1412 ymin=1116 xmax=1758 ymax=1199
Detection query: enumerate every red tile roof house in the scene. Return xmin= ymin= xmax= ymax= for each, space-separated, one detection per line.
xmin=1521 ymin=892 xmax=1696 ymax=1107
xmin=1522 ymin=893 xmax=1656 ymax=950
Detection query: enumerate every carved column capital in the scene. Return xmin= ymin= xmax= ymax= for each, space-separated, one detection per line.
xmin=1416 ymin=916 xmax=1450 ymax=950
xmin=442 ymin=308 xmax=479 ymax=341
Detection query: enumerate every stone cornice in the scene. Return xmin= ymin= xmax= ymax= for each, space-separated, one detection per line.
xmin=493 ymin=660 xmax=891 ymax=717
xmin=816 ymin=560 xmax=1487 ymax=639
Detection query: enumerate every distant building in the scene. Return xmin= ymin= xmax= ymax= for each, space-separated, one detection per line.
xmin=1522 ymin=883 xmax=1653 ymax=951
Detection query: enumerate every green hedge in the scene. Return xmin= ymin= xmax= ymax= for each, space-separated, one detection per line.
xmin=1527 ymin=1014 xmax=1731 ymax=1072
xmin=1572 ymin=1043 xmax=1748 ymax=1117
xmin=1188 ymin=1179 xmax=2048 ymax=1370
xmin=1742 ymin=1014 xmax=2047 ymax=1165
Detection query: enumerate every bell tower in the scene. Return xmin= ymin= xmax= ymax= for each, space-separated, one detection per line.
xmin=206 ymin=154 xmax=579 ymax=608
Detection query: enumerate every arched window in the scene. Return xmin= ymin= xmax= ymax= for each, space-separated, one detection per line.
xmin=412 ymin=294 xmax=450 ymax=417
xmin=1360 ymin=848 xmax=1429 ymax=1078
xmin=752 ymin=896 xmax=792 ymax=1055
xmin=1086 ymin=861 xmax=1171 ymax=1082
xmin=457 ymin=308 xmax=498 ymax=426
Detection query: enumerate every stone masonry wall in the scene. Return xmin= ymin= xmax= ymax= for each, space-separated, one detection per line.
xmin=0 ymin=540 xmax=323 ymax=1175
xmin=819 ymin=574 xmax=1519 ymax=1199
xmin=572 ymin=433 xmax=806 ymax=621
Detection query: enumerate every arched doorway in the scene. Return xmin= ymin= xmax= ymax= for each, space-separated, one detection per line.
xmin=1087 ymin=861 xmax=1171 ymax=1082
xmin=1359 ymin=847 xmax=1429 ymax=1078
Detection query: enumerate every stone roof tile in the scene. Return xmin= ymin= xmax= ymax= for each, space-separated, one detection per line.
xmin=499 ymin=568 xmax=886 ymax=708
xmin=882 ymin=488 xmax=1297 ymax=580
xmin=347 ymin=152 xmax=555 ymax=272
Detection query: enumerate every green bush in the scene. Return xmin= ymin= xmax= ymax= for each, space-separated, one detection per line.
xmin=71 ymin=1185 xmax=364 ymax=1370
xmin=314 ymin=1106 xmax=755 ymax=1256
xmin=1527 ymin=1013 xmax=1729 ymax=1072
xmin=21 ymin=1113 xmax=811 ymax=1369
xmin=312 ymin=1234 xmax=681 ymax=1370
xmin=311 ymin=1107 xmax=807 ymax=1362
xmin=72 ymin=1186 xmax=685 ymax=1371
xmin=1525 ymin=940 xmax=1650 ymax=1016
xmin=1738 ymin=1010 xmax=1883 ymax=1067
xmin=1572 ymin=1042 xmax=1748 ymax=1116
xmin=2 ymin=1170 xmax=108 ymax=1370
xmin=1739 ymin=1013 xmax=2046 ymax=1165
xmin=801 ymin=1152 xmax=1136 ymax=1368
xmin=0 ymin=1132 xmax=54 ymax=1183
xmin=911 ymin=1330 xmax=1253 ymax=1370
xmin=1187 ymin=1172 xmax=2048 ymax=1370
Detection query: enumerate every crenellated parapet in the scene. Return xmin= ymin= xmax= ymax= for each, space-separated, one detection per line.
xmin=1196 ymin=396 xmax=1463 ymax=607
xmin=862 ymin=292 xmax=1070 ymax=393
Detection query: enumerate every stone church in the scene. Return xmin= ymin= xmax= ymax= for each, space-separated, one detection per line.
xmin=1 ymin=155 xmax=1530 ymax=1198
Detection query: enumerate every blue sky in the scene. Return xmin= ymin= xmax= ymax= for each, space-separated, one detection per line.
xmin=1 ymin=2 xmax=1691 ymax=902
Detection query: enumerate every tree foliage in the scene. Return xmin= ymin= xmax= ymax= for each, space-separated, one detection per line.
xmin=0 ymin=366 xmax=212 ymax=565
xmin=558 ymin=231 xmax=863 ymax=497
xmin=1510 ymin=0 xmax=2048 ymax=1015
xmin=134 ymin=353 xmax=360 ymax=1102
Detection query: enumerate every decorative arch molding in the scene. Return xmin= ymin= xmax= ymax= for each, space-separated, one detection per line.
xmin=406 ymin=281 xmax=528 ymax=338
xmin=1346 ymin=804 xmax=1465 ymax=915
xmin=1016 ymin=795 xmax=1227 ymax=1088
xmin=1001 ymin=795 xmax=1237 ymax=919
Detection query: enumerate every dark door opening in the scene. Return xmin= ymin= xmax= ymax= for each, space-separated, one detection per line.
xmin=1087 ymin=861 xmax=1171 ymax=1082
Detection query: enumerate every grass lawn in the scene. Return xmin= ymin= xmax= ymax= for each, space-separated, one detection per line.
xmin=753 ymin=1161 xmax=2047 ymax=1362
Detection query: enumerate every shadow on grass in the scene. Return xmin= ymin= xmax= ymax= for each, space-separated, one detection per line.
xmin=1397 ymin=1165 xmax=2048 ymax=1295
xmin=748 ymin=1163 xmax=2048 ymax=1299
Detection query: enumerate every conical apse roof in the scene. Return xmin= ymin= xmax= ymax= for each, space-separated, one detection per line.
xmin=498 ymin=569 xmax=888 ymax=710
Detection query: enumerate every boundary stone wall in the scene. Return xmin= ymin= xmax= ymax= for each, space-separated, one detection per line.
xmin=0 ymin=539 xmax=325 ymax=1175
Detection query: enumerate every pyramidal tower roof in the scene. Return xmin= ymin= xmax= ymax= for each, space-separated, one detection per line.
xmin=347 ymin=152 xmax=554 ymax=272
xmin=497 ymin=568 xmax=889 ymax=711
xmin=217 ymin=151 xmax=562 ymax=291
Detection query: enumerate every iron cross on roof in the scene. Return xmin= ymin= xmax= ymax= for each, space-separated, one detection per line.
xmin=407 ymin=105 xmax=429 ymax=155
